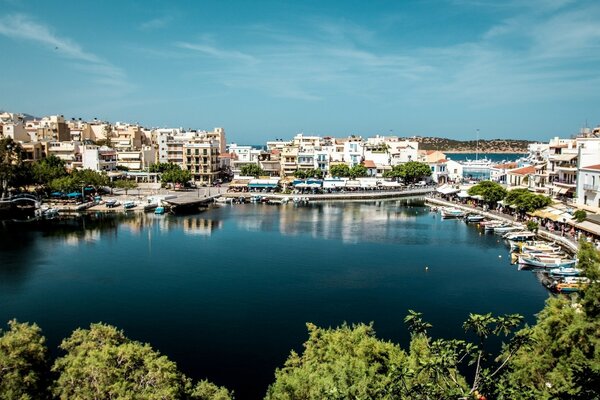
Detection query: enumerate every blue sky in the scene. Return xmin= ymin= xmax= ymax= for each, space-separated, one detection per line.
xmin=1 ymin=0 xmax=599 ymax=144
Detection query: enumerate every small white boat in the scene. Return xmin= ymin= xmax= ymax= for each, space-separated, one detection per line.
xmin=548 ymin=267 xmax=581 ymax=277
xmin=504 ymin=231 xmax=536 ymax=241
xmin=214 ymin=196 xmax=233 ymax=204
xmin=493 ymin=225 xmax=520 ymax=233
xmin=441 ymin=207 xmax=465 ymax=218
xmin=123 ymin=201 xmax=136 ymax=209
xmin=465 ymin=214 xmax=485 ymax=223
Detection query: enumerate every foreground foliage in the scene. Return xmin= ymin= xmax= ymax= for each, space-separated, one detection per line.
xmin=0 ymin=322 xmax=232 ymax=400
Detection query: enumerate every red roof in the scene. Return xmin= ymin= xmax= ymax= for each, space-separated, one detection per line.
xmin=363 ymin=160 xmax=376 ymax=168
xmin=509 ymin=165 xmax=536 ymax=175
xmin=582 ymin=164 xmax=600 ymax=171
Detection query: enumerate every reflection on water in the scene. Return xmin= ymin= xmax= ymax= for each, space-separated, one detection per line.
xmin=0 ymin=199 xmax=548 ymax=400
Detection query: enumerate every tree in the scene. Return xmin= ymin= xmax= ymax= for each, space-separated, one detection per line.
xmin=400 ymin=161 xmax=432 ymax=183
xmin=494 ymin=240 xmax=600 ymax=400
xmin=149 ymin=162 xmax=180 ymax=173
xmin=574 ymin=210 xmax=587 ymax=223
xmin=329 ymin=164 xmax=350 ymax=178
xmin=293 ymin=169 xmax=307 ymax=179
xmin=349 ymin=164 xmax=368 ymax=179
xmin=0 ymin=138 xmax=23 ymax=198
xmin=32 ymin=155 xmax=68 ymax=186
xmin=162 ymin=168 xmax=192 ymax=185
xmin=240 ymin=164 xmax=264 ymax=177
xmin=0 ymin=319 xmax=49 ymax=400
xmin=468 ymin=180 xmax=507 ymax=205
xmin=52 ymin=323 xmax=233 ymax=400
xmin=113 ymin=179 xmax=138 ymax=195
xmin=504 ymin=189 xmax=552 ymax=213
xmin=383 ymin=162 xmax=432 ymax=183
xmin=265 ymin=323 xmax=409 ymax=400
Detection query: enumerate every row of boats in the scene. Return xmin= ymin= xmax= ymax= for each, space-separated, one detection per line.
xmin=438 ymin=206 xmax=586 ymax=294
xmin=214 ymin=196 xmax=311 ymax=205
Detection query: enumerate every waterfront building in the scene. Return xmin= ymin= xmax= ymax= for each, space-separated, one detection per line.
xmin=1 ymin=121 xmax=29 ymax=142
xmin=577 ymin=164 xmax=600 ymax=209
xmin=183 ymin=141 xmax=220 ymax=184
xmin=507 ymin=165 xmax=536 ymax=188
xmin=446 ymin=159 xmax=464 ymax=182
xmin=46 ymin=141 xmax=82 ymax=169
xmin=82 ymin=145 xmax=117 ymax=172
xmin=489 ymin=162 xmax=518 ymax=184
xmin=280 ymin=145 xmax=299 ymax=176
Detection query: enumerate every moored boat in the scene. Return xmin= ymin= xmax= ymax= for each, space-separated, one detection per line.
xmin=465 ymin=214 xmax=485 ymax=223
xmin=154 ymin=206 xmax=165 ymax=215
xmin=518 ymin=255 xmax=577 ymax=269
xmin=123 ymin=201 xmax=136 ymax=209
xmin=441 ymin=207 xmax=465 ymax=218
xmin=548 ymin=267 xmax=581 ymax=277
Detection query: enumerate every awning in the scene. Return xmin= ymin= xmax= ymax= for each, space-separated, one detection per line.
xmin=551 ymin=153 xmax=578 ymax=162
xmin=380 ymin=181 xmax=401 ymax=187
xmin=248 ymin=183 xmax=278 ymax=188
xmin=555 ymin=187 xmax=568 ymax=195
xmin=323 ymin=180 xmax=346 ymax=189
xmin=345 ymin=180 xmax=361 ymax=188
xmin=229 ymin=179 xmax=250 ymax=187
xmin=575 ymin=220 xmax=600 ymax=236
xmin=360 ymin=180 xmax=378 ymax=188
xmin=436 ymin=186 xmax=460 ymax=195
xmin=471 ymin=195 xmax=484 ymax=201
xmin=457 ymin=191 xmax=470 ymax=198
xmin=295 ymin=183 xmax=309 ymax=188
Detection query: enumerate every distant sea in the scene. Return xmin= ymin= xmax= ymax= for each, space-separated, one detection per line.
xmin=445 ymin=153 xmax=524 ymax=163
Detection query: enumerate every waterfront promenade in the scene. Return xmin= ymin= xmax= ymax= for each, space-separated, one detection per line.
xmin=223 ymin=187 xmax=435 ymax=202
xmin=425 ymin=196 xmax=579 ymax=253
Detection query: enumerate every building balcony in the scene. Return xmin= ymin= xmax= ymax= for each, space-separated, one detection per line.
xmin=584 ymin=184 xmax=599 ymax=191
xmin=556 ymin=164 xmax=577 ymax=172
xmin=553 ymin=180 xmax=576 ymax=188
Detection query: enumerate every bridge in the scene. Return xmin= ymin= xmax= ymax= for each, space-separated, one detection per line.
xmin=0 ymin=193 xmax=41 ymax=208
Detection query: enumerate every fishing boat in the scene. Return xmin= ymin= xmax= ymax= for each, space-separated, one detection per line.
xmin=503 ymin=231 xmax=536 ymax=241
xmin=518 ymin=255 xmax=576 ymax=268
xmin=441 ymin=207 xmax=465 ymax=218
xmin=123 ymin=201 xmax=136 ymax=209
xmin=493 ymin=225 xmax=520 ymax=234
xmin=214 ymin=196 xmax=234 ymax=204
xmin=154 ymin=206 xmax=165 ymax=215
xmin=552 ymin=277 xmax=589 ymax=293
xmin=465 ymin=214 xmax=485 ymax=223
xmin=484 ymin=222 xmax=504 ymax=231
xmin=521 ymin=243 xmax=561 ymax=254
xmin=548 ymin=267 xmax=581 ymax=277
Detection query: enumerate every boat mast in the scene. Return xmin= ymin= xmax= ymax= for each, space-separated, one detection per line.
xmin=475 ymin=129 xmax=479 ymax=161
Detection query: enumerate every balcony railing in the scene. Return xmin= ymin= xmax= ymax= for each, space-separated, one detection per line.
xmin=553 ymin=179 xmax=576 ymax=187
xmin=584 ymin=184 xmax=599 ymax=191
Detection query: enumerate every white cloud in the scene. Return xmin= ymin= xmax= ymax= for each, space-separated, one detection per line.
xmin=0 ymin=13 xmax=128 ymax=89
xmin=139 ymin=16 xmax=172 ymax=31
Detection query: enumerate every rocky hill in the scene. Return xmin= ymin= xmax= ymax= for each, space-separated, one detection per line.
xmin=402 ymin=137 xmax=533 ymax=153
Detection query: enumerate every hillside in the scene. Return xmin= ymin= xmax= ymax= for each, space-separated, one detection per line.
xmin=402 ymin=137 xmax=533 ymax=153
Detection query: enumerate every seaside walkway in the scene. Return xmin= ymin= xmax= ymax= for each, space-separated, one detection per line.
xmin=425 ymin=196 xmax=579 ymax=253
xmin=223 ymin=187 xmax=435 ymax=202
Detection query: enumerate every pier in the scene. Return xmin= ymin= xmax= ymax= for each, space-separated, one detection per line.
xmin=222 ymin=187 xmax=435 ymax=202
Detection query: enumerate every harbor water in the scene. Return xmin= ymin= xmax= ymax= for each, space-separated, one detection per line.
xmin=0 ymin=200 xmax=548 ymax=399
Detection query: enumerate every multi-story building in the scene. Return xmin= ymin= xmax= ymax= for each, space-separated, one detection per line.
xmin=280 ymin=146 xmax=299 ymax=176
xmin=33 ymin=115 xmax=71 ymax=142
xmin=183 ymin=141 xmax=220 ymax=184
xmin=576 ymin=164 xmax=600 ymax=209
xmin=46 ymin=141 xmax=81 ymax=169
xmin=82 ymin=145 xmax=117 ymax=172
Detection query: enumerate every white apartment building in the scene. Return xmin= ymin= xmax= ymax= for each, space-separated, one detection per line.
xmin=82 ymin=145 xmax=117 ymax=172
xmin=577 ymin=164 xmax=600 ymax=209
xmin=47 ymin=141 xmax=81 ymax=169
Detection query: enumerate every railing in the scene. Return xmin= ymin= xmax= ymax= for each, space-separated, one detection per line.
xmin=584 ymin=184 xmax=599 ymax=191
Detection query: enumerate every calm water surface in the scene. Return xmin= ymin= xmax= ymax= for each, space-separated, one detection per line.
xmin=0 ymin=200 xmax=548 ymax=399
